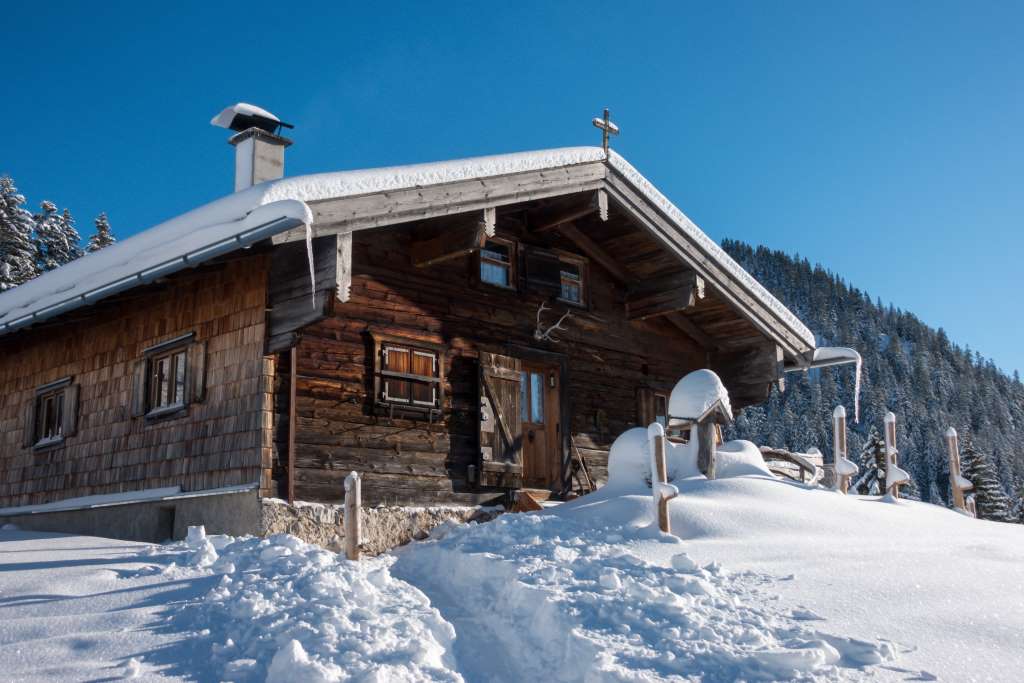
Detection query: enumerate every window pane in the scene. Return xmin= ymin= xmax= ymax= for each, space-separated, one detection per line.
xmin=174 ymin=352 xmax=186 ymax=404
xmin=412 ymin=351 xmax=436 ymax=378
xmin=481 ymin=260 xmax=509 ymax=287
xmin=159 ymin=357 xmax=171 ymax=407
xmin=54 ymin=394 xmax=64 ymax=437
xmin=411 ymin=381 xmax=434 ymax=406
xmin=530 ymin=372 xmax=544 ymax=423
xmin=560 ymin=262 xmax=583 ymax=304
xmin=384 ymin=347 xmax=410 ymax=373
xmin=481 ymin=243 xmax=509 ymax=264
xmin=384 ymin=378 xmax=411 ymax=402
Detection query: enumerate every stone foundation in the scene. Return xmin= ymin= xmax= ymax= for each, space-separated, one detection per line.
xmin=259 ymin=497 xmax=503 ymax=556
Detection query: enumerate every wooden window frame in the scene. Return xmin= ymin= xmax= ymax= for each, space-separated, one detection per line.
xmin=370 ymin=331 xmax=446 ymax=419
xmin=554 ymin=251 xmax=589 ymax=309
xmin=30 ymin=377 xmax=74 ymax=450
xmin=477 ymin=237 xmax=518 ymax=291
xmin=141 ymin=333 xmax=194 ymax=421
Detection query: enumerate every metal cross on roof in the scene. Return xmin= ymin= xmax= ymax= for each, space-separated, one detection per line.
xmin=591 ymin=108 xmax=620 ymax=154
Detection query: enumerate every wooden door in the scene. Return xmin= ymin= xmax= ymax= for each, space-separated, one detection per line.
xmin=520 ymin=362 xmax=561 ymax=489
xmin=478 ymin=352 xmax=524 ymax=488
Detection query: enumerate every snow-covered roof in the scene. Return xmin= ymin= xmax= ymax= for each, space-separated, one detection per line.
xmin=0 ymin=198 xmax=312 ymax=334
xmin=0 ymin=146 xmax=815 ymax=347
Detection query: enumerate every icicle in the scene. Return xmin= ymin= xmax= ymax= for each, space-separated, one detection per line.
xmin=303 ymin=222 xmax=316 ymax=310
xmin=853 ymin=353 xmax=862 ymax=424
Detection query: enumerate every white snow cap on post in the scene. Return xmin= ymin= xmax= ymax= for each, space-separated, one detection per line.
xmin=210 ymin=102 xmax=282 ymax=129
xmin=668 ymin=369 xmax=733 ymax=423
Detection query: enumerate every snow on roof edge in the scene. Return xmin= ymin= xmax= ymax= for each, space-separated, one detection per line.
xmin=0 ymin=145 xmax=814 ymax=351
xmin=606 ymin=151 xmax=815 ymax=349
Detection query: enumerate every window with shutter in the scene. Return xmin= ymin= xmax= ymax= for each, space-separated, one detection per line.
xmin=26 ymin=377 xmax=77 ymax=450
xmin=132 ymin=333 xmax=206 ymax=420
xmin=371 ymin=332 xmax=445 ymax=416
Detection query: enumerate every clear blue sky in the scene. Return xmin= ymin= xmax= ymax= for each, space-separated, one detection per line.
xmin=3 ymin=1 xmax=1021 ymax=373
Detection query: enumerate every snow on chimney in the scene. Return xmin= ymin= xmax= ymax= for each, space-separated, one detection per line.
xmin=211 ymin=103 xmax=294 ymax=192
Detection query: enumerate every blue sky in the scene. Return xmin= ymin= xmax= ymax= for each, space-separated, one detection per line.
xmin=3 ymin=1 xmax=1022 ymax=373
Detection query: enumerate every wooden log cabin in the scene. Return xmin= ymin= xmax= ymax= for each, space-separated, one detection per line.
xmin=0 ymin=108 xmax=819 ymax=539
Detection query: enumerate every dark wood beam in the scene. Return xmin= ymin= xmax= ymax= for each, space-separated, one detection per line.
xmin=410 ymin=207 xmax=496 ymax=268
xmin=552 ymin=221 xmax=634 ymax=285
xmin=665 ymin=311 xmax=719 ymax=351
xmin=626 ymin=271 xmax=705 ymax=321
xmin=534 ymin=190 xmax=609 ymax=232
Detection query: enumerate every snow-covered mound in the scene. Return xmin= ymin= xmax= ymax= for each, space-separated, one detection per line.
xmin=0 ymin=528 xmax=461 ymax=682
xmin=132 ymin=531 xmax=462 ymax=682
xmin=606 ymin=426 xmax=770 ymax=490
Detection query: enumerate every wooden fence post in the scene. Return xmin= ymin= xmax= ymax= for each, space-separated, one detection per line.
xmin=647 ymin=423 xmax=678 ymax=534
xmin=832 ymin=405 xmax=848 ymax=493
xmin=883 ymin=412 xmax=909 ymax=498
xmin=344 ymin=471 xmax=361 ymax=560
xmin=945 ymin=427 xmax=974 ymax=515
xmin=697 ymin=419 xmax=717 ymax=480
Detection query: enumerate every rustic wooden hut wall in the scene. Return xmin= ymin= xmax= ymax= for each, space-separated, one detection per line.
xmin=0 ymin=256 xmax=273 ymax=507
xmin=281 ymin=210 xmax=714 ymax=506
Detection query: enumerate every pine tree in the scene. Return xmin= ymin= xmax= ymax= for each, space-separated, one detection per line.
xmin=0 ymin=175 xmax=38 ymax=290
xmin=851 ymin=426 xmax=887 ymax=495
xmin=34 ymin=201 xmax=82 ymax=271
xmin=86 ymin=212 xmax=115 ymax=252
xmin=961 ymin=440 xmax=1014 ymax=522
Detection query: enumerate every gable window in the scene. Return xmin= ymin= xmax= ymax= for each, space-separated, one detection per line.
xmin=558 ymin=257 xmax=587 ymax=306
xmin=131 ymin=333 xmax=206 ymax=420
xmin=371 ymin=332 xmax=445 ymax=416
xmin=23 ymin=377 xmax=79 ymax=450
xmin=480 ymin=239 xmax=515 ymax=289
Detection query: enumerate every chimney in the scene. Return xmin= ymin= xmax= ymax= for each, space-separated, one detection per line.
xmin=211 ymin=103 xmax=294 ymax=192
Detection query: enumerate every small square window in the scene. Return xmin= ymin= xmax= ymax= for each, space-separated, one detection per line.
xmin=556 ymin=255 xmax=587 ymax=307
xmin=480 ymin=239 xmax=515 ymax=289
xmin=26 ymin=377 xmax=77 ymax=449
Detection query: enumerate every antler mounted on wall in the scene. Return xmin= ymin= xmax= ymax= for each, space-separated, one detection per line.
xmin=534 ymin=302 xmax=572 ymax=343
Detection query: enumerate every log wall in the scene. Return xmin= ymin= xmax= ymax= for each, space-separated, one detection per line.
xmin=0 ymin=256 xmax=273 ymax=508
xmin=285 ymin=224 xmax=707 ymax=506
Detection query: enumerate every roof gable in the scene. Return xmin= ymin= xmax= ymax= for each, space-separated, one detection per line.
xmin=0 ymin=146 xmax=814 ymax=356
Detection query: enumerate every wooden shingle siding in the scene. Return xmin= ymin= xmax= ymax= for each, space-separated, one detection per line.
xmin=0 ymin=255 xmax=272 ymax=508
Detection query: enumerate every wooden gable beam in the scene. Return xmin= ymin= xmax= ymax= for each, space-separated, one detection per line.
xmin=550 ymin=221 xmax=633 ymax=285
xmin=626 ymin=270 xmax=705 ymax=321
xmin=665 ymin=312 xmax=719 ymax=351
xmin=410 ymin=207 xmax=496 ymax=268
xmin=534 ymin=190 xmax=609 ymax=233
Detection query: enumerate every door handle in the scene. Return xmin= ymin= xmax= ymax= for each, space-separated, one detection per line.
xmin=527 ymin=430 xmax=535 ymax=442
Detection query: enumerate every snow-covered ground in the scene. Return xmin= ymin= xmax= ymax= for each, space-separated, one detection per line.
xmin=1 ymin=436 xmax=1022 ymax=681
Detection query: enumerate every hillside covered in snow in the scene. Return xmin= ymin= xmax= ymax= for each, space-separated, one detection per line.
xmin=723 ymin=239 xmax=1024 ymax=520
xmin=1 ymin=433 xmax=1021 ymax=682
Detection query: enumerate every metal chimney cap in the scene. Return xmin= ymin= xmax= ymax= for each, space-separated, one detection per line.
xmin=211 ymin=102 xmax=293 ymax=135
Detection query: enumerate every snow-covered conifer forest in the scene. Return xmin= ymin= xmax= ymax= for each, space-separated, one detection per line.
xmin=0 ymin=174 xmax=115 ymax=291
xmin=723 ymin=239 xmax=1024 ymax=521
